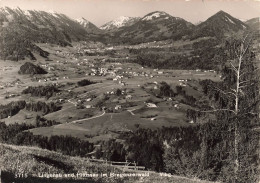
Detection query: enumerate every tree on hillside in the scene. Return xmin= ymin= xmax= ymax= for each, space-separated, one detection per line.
xmin=222 ymin=35 xmax=259 ymax=182
xmin=198 ymin=34 xmax=259 ymax=182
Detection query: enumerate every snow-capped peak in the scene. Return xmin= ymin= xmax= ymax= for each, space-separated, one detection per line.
xmin=24 ymin=10 xmax=32 ymax=18
xmin=48 ymin=9 xmax=59 ymax=17
xmin=142 ymin=11 xmax=168 ymax=21
xmin=100 ymin=16 xmax=139 ymax=30
xmin=0 ymin=7 xmax=11 ymax=14
xmin=76 ymin=17 xmax=90 ymax=27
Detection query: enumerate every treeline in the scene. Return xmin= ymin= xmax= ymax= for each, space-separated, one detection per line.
xmin=0 ymin=122 xmax=94 ymax=157
xmin=77 ymin=79 xmax=95 ymax=87
xmin=0 ymin=101 xmax=61 ymax=119
xmin=0 ymin=101 xmax=26 ymax=119
xmin=127 ymin=40 xmax=225 ymax=70
xmin=96 ymin=126 xmax=199 ymax=172
xmin=157 ymin=82 xmax=197 ymax=107
xmin=175 ymin=86 xmax=197 ymax=107
xmin=95 ymin=116 xmax=258 ymax=182
xmin=26 ymin=101 xmax=61 ymax=115
xmin=22 ymin=85 xmax=59 ymax=98
xmin=35 ymin=115 xmax=60 ymax=127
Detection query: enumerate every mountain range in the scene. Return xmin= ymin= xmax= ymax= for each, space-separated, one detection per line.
xmin=110 ymin=11 xmax=195 ymax=44
xmin=100 ymin=16 xmax=140 ymax=31
xmin=0 ymin=7 xmax=258 ymax=60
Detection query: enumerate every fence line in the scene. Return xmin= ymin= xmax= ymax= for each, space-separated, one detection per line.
xmin=89 ymin=159 xmax=146 ymax=171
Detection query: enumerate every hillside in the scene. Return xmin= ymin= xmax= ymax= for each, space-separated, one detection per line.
xmin=192 ymin=10 xmax=248 ymax=39
xmin=0 ymin=143 xmax=217 ymax=183
xmin=0 ymin=7 xmax=89 ymax=61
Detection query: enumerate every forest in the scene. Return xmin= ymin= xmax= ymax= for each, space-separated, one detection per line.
xmin=0 ymin=122 xmax=94 ymax=157
xmin=22 ymin=85 xmax=60 ymax=98
xmin=0 ymin=100 xmax=61 ymax=119
xmin=127 ymin=38 xmax=225 ymax=70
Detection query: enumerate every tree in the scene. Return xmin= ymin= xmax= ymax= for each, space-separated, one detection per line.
xmin=199 ymin=34 xmax=259 ymax=182
xmin=224 ymin=35 xmax=258 ymax=182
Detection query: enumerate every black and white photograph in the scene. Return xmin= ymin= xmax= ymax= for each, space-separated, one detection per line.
xmin=0 ymin=0 xmax=259 ymax=182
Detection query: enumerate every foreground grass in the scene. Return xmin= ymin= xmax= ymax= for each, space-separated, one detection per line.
xmin=0 ymin=143 xmax=217 ymax=183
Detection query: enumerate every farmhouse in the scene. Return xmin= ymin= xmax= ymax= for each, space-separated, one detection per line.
xmin=146 ymin=103 xmax=157 ymax=108
xmin=115 ymin=105 xmax=122 ymax=110
xmin=86 ymin=98 xmax=92 ymax=102
xmin=126 ymin=95 xmax=132 ymax=100
xmin=86 ymin=105 xmax=92 ymax=109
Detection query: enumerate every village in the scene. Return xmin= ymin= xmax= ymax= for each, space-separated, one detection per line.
xmin=0 ymin=41 xmax=221 ymax=142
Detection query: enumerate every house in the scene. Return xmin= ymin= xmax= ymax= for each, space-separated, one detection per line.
xmin=86 ymin=105 xmax=92 ymax=109
xmin=115 ymin=105 xmax=122 ymax=110
xmin=86 ymin=98 xmax=92 ymax=102
xmin=126 ymin=95 xmax=132 ymax=100
xmin=167 ymin=98 xmax=173 ymax=101
xmin=174 ymin=104 xmax=180 ymax=109
xmin=146 ymin=103 xmax=157 ymax=108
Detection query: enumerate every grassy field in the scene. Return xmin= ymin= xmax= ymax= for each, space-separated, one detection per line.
xmin=0 ymin=143 xmax=218 ymax=183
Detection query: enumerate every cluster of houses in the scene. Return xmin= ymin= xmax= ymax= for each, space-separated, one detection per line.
xmin=40 ymin=64 xmax=55 ymax=71
xmin=122 ymin=70 xmax=154 ymax=78
xmin=195 ymin=69 xmax=216 ymax=73
xmin=5 ymin=93 xmax=19 ymax=99
xmin=0 ymin=79 xmax=23 ymax=89
xmin=1 ymin=66 xmax=13 ymax=71
xmin=178 ymin=79 xmax=191 ymax=86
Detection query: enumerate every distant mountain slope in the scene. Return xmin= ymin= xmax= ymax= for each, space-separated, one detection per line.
xmin=0 ymin=7 xmax=89 ymax=60
xmin=111 ymin=11 xmax=194 ymax=44
xmin=76 ymin=17 xmax=103 ymax=34
xmin=100 ymin=16 xmax=140 ymax=31
xmin=192 ymin=11 xmax=248 ymax=39
xmin=245 ymin=17 xmax=260 ymax=31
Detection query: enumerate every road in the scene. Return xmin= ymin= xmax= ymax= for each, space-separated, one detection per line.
xmin=71 ymin=110 xmax=106 ymax=124
xmin=127 ymin=108 xmax=136 ymax=115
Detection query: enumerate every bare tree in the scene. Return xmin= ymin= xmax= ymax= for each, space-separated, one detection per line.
xmin=197 ymin=34 xmax=258 ymax=181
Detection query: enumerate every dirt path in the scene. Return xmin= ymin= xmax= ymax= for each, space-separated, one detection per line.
xmin=71 ymin=110 xmax=106 ymax=124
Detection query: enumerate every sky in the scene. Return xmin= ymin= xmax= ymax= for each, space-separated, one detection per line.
xmin=0 ymin=0 xmax=259 ymax=27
